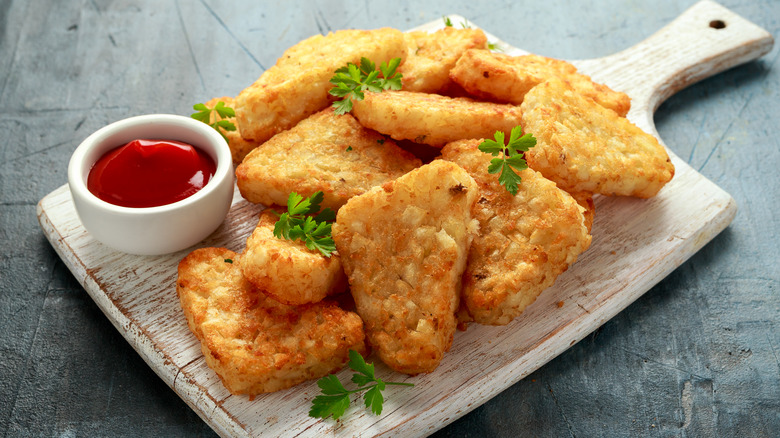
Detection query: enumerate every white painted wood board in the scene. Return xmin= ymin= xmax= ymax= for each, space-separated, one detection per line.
xmin=36 ymin=1 xmax=773 ymax=436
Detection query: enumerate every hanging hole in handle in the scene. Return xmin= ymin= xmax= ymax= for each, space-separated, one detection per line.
xmin=709 ymin=19 xmax=726 ymax=29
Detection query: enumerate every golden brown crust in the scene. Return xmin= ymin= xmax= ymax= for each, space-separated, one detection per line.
xmin=332 ymin=161 xmax=479 ymax=374
xmin=176 ymin=247 xmax=365 ymax=395
xmin=234 ymin=28 xmax=406 ymax=144
xmin=570 ymin=191 xmax=595 ymax=233
xmin=441 ymin=140 xmax=591 ymax=325
xmin=235 ymin=107 xmax=421 ymax=210
xmin=400 ymin=27 xmax=488 ymax=94
xmin=240 ymin=210 xmax=348 ymax=305
xmin=450 ymin=50 xmax=631 ymax=117
xmin=203 ymin=96 xmax=261 ymax=164
xmin=521 ymin=79 xmax=674 ymax=197
xmin=351 ymin=90 xmax=524 ymax=148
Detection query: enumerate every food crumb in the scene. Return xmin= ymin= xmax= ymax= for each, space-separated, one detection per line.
xmin=557 ymin=301 xmax=564 ymax=308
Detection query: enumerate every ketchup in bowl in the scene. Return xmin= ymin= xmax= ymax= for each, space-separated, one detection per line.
xmin=87 ymin=139 xmax=216 ymax=208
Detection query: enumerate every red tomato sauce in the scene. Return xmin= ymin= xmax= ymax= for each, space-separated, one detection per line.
xmin=87 ymin=139 xmax=216 ymax=208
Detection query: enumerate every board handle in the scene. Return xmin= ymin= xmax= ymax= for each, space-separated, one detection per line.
xmin=574 ymin=0 xmax=773 ymax=119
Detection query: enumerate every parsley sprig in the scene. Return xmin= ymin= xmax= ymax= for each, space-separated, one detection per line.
xmin=443 ymin=16 xmax=471 ymax=29
xmin=273 ymin=191 xmax=337 ymax=257
xmin=191 ymin=101 xmax=237 ymax=142
xmin=442 ymin=16 xmax=502 ymax=51
xmin=478 ymin=126 xmax=536 ymax=196
xmin=441 ymin=15 xmax=504 ymax=52
xmin=329 ymin=57 xmax=403 ymax=115
xmin=310 ymin=350 xmax=414 ymax=420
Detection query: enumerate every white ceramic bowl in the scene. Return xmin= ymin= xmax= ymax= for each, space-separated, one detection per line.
xmin=68 ymin=114 xmax=234 ymax=256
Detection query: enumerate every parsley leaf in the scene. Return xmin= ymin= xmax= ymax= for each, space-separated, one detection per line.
xmin=478 ymin=126 xmax=536 ymax=196
xmin=318 ymin=374 xmax=348 ymax=395
xmin=191 ymin=101 xmax=237 ymax=142
xmin=443 ymin=16 xmax=453 ymax=27
xmin=364 ymin=384 xmax=385 ymax=415
xmin=310 ymin=394 xmax=351 ymax=420
xmin=379 ymin=58 xmax=403 ymax=91
xmin=332 ymin=98 xmax=354 ymax=115
xmin=272 ymin=191 xmax=337 ymax=257
xmin=309 ymin=350 xmax=414 ymax=420
xmin=329 ymin=57 xmax=403 ymax=115
xmin=348 ymin=349 xmax=375 ymax=381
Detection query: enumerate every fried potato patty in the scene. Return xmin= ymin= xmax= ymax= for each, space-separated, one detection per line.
xmin=234 ymin=28 xmax=406 ymax=144
xmin=351 ymin=90 xmax=524 ymax=147
xmin=204 ymin=96 xmax=261 ymax=164
xmin=521 ymin=79 xmax=674 ymax=198
xmin=441 ymin=140 xmax=591 ymax=325
xmin=177 ymin=247 xmax=365 ymax=395
xmin=399 ymin=27 xmax=488 ymax=94
xmin=450 ymin=50 xmax=631 ymax=117
xmin=332 ymin=160 xmax=479 ymax=374
xmin=240 ymin=209 xmax=348 ymax=305
xmin=236 ymin=107 xmax=421 ymax=210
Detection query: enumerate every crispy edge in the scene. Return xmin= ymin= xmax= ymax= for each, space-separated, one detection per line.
xmin=450 ymin=50 xmax=631 ymax=116
xmin=234 ymin=28 xmax=406 ymax=144
xmin=176 ymin=247 xmax=366 ymax=395
xmin=333 ymin=160 xmax=479 ymax=374
xmin=235 ymin=107 xmax=421 ymax=210
xmin=352 ymin=90 xmax=524 ymax=147
xmin=400 ymin=27 xmax=488 ymax=94
xmin=522 ymin=79 xmax=674 ymax=197
xmin=441 ymin=140 xmax=591 ymax=325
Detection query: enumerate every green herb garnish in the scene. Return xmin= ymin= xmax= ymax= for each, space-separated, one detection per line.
xmin=309 ymin=350 xmax=414 ymax=420
xmin=191 ymin=101 xmax=236 ymax=142
xmin=442 ymin=17 xmax=500 ymax=50
xmin=273 ymin=191 xmax=336 ymax=257
xmin=478 ymin=126 xmax=536 ymax=196
xmin=329 ymin=57 xmax=403 ymax=115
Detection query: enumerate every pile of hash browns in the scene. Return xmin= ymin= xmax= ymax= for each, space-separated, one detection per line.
xmin=176 ymin=25 xmax=674 ymax=396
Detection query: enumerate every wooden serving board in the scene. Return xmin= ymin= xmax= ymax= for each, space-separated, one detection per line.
xmin=36 ymin=2 xmax=772 ymax=437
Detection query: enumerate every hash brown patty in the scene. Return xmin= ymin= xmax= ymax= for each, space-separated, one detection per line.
xmin=441 ymin=139 xmax=591 ymax=325
xmin=332 ymin=160 xmax=479 ymax=374
xmin=177 ymin=247 xmax=365 ymax=395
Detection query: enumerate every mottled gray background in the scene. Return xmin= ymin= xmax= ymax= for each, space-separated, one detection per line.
xmin=1 ymin=0 xmax=778 ymax=436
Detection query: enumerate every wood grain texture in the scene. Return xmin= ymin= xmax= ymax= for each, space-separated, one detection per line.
xmin=32 ymin=2 xmax=773 ymax=436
